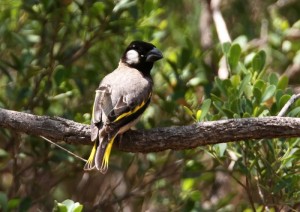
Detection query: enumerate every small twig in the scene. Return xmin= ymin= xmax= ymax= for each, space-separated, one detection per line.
xmin=40 ymin=136 xmax=87 ymax=162
xmin=277 ymin=93 xmax=300 ymax=117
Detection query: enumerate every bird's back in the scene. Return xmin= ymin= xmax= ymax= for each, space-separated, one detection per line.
xmin=100 ymin=63 xmax=153 ymax=107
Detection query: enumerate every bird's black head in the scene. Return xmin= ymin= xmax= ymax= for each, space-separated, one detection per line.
xmin=121 ymin=41 xmax=163 ymax=75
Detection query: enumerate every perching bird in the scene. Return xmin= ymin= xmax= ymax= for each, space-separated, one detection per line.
xmin=84 ymin=41 xmax=163 ymax=173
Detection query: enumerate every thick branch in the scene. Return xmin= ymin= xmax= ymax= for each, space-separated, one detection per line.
xmin=1 ymin=108 xmax=300 ymax=153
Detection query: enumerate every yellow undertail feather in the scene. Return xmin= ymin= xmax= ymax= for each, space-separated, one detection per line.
xmin=84 ymin=142 xmax=97 ymax=170
xmin=99 ymin=135 xmax=117 ymax=173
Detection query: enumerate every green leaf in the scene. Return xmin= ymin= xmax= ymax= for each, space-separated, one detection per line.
xmin=210 ymin=93 xmax=223 ymax=103
xmin=228 ymin=43 xmax=242 ymax=70
xmin=258 ymin=109 xmax=270 ymax=117
xmin=230 ymin=98 xmax=240 ymax=114
xmin=19 ymin=197 xmax=31 ymax=212
xmin=213 ymin=102 xmax=228 ymax=117
xmin=237 ymin=160 xmax=250 ymax=175
xmin=241 ymin=97 xmax=253 ymax=114
xmin=53 ymin=199 xmax=83 ymax=212
xmin=253 ymin=88 xmax=262 ymax=104
xmin=91 ymin=2 xmax=106 ymax=15
xmin=230 ymin=75 xmax=240 ymax=87
xmin=0 ymin=149 xmax=8 ymax=158
xmin=187 ymin=77 xmax=205 ymax=86
xmin=215 ymin=77 xmax=228 ymax=97
xmin=238 ymin=74 xmax=251 ymax=97
xmin=268 ymin=72 xmax=278 ymax=85
xmin=72 ymin=203 xmax=83 ymax=212
xmin=275 ymin=89 xmax=284 ymax=105
xmin=295 ymin=99 xmax=300 ymax=107
xmin=167 ymin=59 xmax=177 ymax=72
xmin=277 ymin=76 xmax=289 ymax=90
xmin=214 ymin=143 xmax=227 ymax=157
xmin=56 ymin=204 xmax=67 ymax=212
xmin=196 ymin=110 xmax=202 ymax=121
xmin=222 ymin=108 xmax=235 ymax=118
xmin=252 ymin=50 xmax=266 ymax=73
xmin=221 ymin=42 xmax=231 ymax=55
xmin=254 ymin=80 xmax=266 ymax=90
xmin=179 ymin=47 xmax=192 ymax=68
xmin=199 ymin=99 xmax=211 ymax=121
xmin=190 ymin=190 xmax=202 ymax=201
xmin=8 ymin=198 xmax=20 ymax=209
xmin=244 ymin=84 xmax=253 ymax=98
xmin=257 ymin=67 xmax=267 ymax=80
xmin=113 ymin=0 xmax=136 ymax=13
xmin=183 ymin=106 xmax=195 ymax=121
xmin=243 ymin=112 xmax=251 ymax=118
xmin=54 ymin=66 xmax=67 ymax=86
xmin=288 ymin=107 xmax=300 ymax=117
xmin=0 ymin=192 xmax=8 ymax=212
xmin=279 ymin=94 xmax=291 ymax=109
xmin=238 ymin=62 xmax=249 ymax=74
xmin=182 ymin=178 xmax=195 ymax=191
xmin=262 ymin=85 xmax=276 ymax=102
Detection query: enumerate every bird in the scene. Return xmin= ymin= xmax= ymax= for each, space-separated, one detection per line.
xmin=84 ymin=41 xmax=163 ymax=173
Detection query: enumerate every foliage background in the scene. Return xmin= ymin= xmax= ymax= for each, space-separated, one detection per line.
xmin=0 ymin=0 xmax=300 ymax=211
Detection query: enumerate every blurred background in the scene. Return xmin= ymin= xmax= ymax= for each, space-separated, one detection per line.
xmin=0 ymin=0 xmax=300 ymax=211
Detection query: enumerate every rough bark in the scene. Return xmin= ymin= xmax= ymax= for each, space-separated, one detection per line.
xmin=1 ymin=108 xmax=300 ymax=153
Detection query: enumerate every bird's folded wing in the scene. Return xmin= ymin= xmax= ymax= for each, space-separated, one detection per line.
xmin=92 ymin=85 xmax=114 ymax=122
xmin=91 ymin=85 xmax=112 ymax=141
xmin=107 ymin=91 xmax=152 ymax=125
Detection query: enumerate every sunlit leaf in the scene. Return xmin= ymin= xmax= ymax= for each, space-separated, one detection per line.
xmin=277 ymin=76 xmax=289 ymax=90
xmin=262 ymin=85 xmax=276 ymax=102
xmin=214 ymin=143 xmax=227 ymax=157
xmin=183 ymin=106 xmax=195 ymax=120
xmin=54 ymin=199 xmax=83 ymax=212
xmin=182 ymin=178 xmax=195 ymax=192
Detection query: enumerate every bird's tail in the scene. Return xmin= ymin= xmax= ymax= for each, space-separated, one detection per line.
xmin=84 ymin=134 xmax=117 ymax=173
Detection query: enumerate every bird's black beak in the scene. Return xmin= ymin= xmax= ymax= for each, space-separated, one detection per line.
xmin=146 ymin=48 xmax=163 ymax=62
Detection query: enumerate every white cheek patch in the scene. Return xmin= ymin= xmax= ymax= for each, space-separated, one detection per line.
xmin=126 ymin=49 xmax=140 ymax=65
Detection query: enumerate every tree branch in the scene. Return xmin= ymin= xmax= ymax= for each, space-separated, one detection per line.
xmin=1 ymin=108 xmax=300 ymax=153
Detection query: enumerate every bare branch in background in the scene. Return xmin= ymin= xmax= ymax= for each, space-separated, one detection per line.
xmin=210 ymin=0 xmax=231 ymax=43
xmin=277 ymin=93 xmax=300 ymax=117
xmin=208 ymin=0 xmax=231 ymax=79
